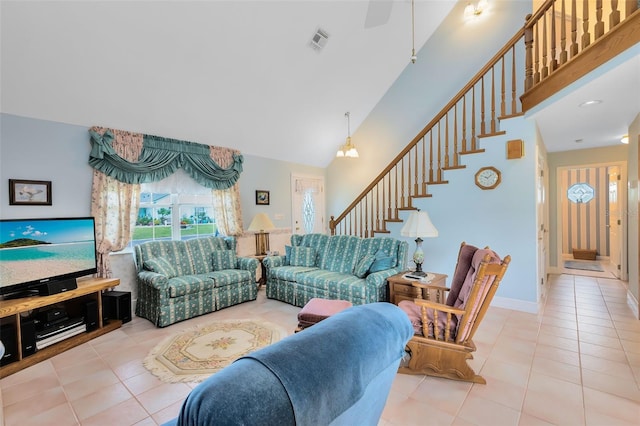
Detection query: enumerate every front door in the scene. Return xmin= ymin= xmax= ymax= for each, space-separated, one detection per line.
xmin=608 ymin=165 xmax=621 ymax=278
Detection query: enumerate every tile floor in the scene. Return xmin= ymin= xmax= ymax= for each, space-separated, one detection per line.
xmin=1 ymin=272 xmax=639 ymax=425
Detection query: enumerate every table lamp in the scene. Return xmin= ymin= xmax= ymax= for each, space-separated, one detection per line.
xmin=400 ymin=210 xmax=438 ymax=276
xmin=247 ymin=213 xmax=275 ymax=255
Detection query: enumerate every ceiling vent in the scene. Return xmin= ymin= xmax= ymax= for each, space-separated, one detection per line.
xmin=309 ymin=28 xmax=329 ymax=51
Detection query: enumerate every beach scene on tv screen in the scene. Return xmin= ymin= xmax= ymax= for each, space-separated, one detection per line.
xmin=0 ymin=219 xmax=96 ymax=288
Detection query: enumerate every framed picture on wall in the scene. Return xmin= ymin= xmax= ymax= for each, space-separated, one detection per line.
xmin=9 ymin=179 xmax=52 ymax=206
xmin=255 ymin=190 xmax=270 ymax=205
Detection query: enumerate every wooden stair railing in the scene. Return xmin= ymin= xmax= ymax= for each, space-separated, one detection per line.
xmin=330 ymin=0 xmax=639 ymax=238
xmin=329 ymin=28 xmax=526 ymax=237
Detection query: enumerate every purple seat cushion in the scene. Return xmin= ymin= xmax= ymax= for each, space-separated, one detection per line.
xmin=445 ymin=244 xmax=479 ymax=307
xmin=398 ymin=300 xmax=458 ymax=340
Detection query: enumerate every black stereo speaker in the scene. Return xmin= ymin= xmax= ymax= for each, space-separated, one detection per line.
xmin=20 ymin=319 xmax=37 ymax=356
xmin=102 ymin=291 xmax=132 ymax=324
xmin=38 ymin=278 xmax=78 ymax=296
xmin=84 ymin=299 xmax=99 ymax=332
xmin=0 ymin=324 xmax=18 ymax=365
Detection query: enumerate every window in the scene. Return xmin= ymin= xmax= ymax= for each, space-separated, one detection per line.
xmin=130 ymin=170 xmax=219 ymax=247
xmin=567 ymin=182 xmax=595 ymax=204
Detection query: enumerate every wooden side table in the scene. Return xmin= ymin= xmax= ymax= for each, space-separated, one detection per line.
xmin=251 ymin=255 xmax=267 ymax=288
xmin=387 ymin=272 xmax=447 ymax=305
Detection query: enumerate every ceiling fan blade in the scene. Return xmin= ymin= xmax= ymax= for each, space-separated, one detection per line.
xmin=364 ymin=0 xmax=393 ymax=29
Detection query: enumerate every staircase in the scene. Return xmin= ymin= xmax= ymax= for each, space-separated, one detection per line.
xmin=329 ymin=0 xmax=639 ymax=237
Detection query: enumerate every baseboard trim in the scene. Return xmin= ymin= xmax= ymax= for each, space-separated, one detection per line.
xmin=627 ymin=291 xmax=639 ymax=319
xmin=491 ymin=296 xmax=539 ymax=314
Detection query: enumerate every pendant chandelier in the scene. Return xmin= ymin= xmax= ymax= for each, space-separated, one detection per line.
xmin=336 ymin=112 xmax=359 ymax=158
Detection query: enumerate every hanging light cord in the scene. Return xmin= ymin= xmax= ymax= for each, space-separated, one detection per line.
xmin=345 ymin=112 xmax=351 ymax=139
xmin=411 ymin=0 xmax=417 ymax=63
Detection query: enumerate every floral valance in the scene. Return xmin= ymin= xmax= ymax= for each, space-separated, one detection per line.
xmin=88 ymin=128 xmax=243 ymax=190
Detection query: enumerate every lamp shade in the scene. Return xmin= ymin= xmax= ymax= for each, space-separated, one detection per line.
xmin=247 ymin=213 xmax=275 ymax=232
xmin=400 ymin=211 xmax=438 ymax=238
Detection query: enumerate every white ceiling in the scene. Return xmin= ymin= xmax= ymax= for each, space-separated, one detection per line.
xmin=1 ymin=1 xmax=637 ymax=167
xmin=0 ymin=0 xmax=456 ymax=168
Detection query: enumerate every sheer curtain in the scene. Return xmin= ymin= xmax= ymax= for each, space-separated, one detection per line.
xmin=90 ymin=128 xmax=142 ymax=277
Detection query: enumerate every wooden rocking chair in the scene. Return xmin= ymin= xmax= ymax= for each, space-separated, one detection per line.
xmin=397 ymin=242 xmax=510 ymax=384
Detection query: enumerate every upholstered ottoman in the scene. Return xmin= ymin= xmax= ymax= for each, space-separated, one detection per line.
xmin=296 ymin=298 xmax=353 ymax=332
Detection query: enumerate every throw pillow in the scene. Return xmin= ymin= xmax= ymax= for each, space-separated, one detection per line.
xmin=143 ymin=257 xmax=177 ymax=278
xmin=354 ymin=254 xmax=376 ymax=278
xmin=368 ymin=249 xmax=394 ymax=273
xmin=211 ymin=250 xmax=237 ymax=270
xmin=289 ymin=246 xmax=316 ymax=267
xmin=285 ymin=245 xmax=292 ymax=265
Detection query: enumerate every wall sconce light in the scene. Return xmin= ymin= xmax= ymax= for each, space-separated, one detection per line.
xmin=621 ymin=135 xmax=629 ymax=144
xmin=464 ymin=0 xmax=488 ymax=19
xmin=247 ymin=213 xmax=275 ymax=255
xmin=336 ymin=112 xmax=359 ymax=158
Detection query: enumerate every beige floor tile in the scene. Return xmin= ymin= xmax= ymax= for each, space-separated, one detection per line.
xmin=69 ymin=382 xmax=133 ymax=421
xmin=150 ymin=399 xmax=184 ymax=425
xmin=581 ymin=368 xmax=640 ymax=402
xmin=467 ymin=375 xmax=526 ymax=411
xmin=579 ymin=341 xmax=629 ymax=363
xmin=409 ymin=377 xmax=471 ymax=416
xmin=1 ymin=375 xmax=61 ymax=406
xmin=534 ymin=343 xmax=581 ymax=366
xmin=122 ymin=371 xmax=165 ymax=396
xmin=457 ymin=394 xmax=520 ymax=426
xmin=3 ymin=387 xmax=69 ymax=426
xmin=580 ymin=353 xmax=635 ymax=379
xmin=63 ymin=369 xmax=121 ymax=401
xmin=133 ymin=417 xmax=159 ymax=426
xmin=81 ymin=397 xmax=149 ymax=426
xmin=6 ymin=402 xmax=79 ymax=426
xmin=389 ymin=373 xmax=425 ymax=397
xmin=383 ymin=396 xmax=453 ymax=426
xmin=531 ymin=355 xmax=582 ymax=384
xmin=135 ymin=382 xmax=191 ymax=415
xmin=56 ymin=357 xmax=113 ymax=386
xmin=583 ymin=387 xmax=640 ymax=426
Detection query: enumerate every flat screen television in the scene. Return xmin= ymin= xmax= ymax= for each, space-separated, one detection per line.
xmin=0 ymin=217 xmax=98 ymax=299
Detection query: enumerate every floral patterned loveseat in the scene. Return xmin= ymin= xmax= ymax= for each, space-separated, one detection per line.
xmin=134 ymin=236 xmax=258 ymax=327
xmin=263 ymin=233 xmax=408 ymax=307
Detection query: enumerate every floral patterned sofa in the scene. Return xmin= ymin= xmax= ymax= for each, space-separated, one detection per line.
xmin=134 ymin=236 xmax=258 ymax=327
xmin=263 ymin=233 xmax=408 ymax=307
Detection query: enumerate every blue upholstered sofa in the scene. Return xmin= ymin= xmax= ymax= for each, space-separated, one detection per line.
xmin=263 ymin=233 xmax=408 ymax=307
xmin=134 ymin=236 xmax=258 ymax=327
xmin=164 ymin=302 xmax=413 ymax=426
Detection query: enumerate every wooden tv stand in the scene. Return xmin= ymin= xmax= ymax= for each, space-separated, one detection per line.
xmin=0 ymin=277 xmax=121 ymax=378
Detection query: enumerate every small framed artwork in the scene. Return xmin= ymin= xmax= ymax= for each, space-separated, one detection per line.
xmin=255 ymin=190 xmax=270 ymax=205
xmin=9 ymin=179 xmax=52 ymax=206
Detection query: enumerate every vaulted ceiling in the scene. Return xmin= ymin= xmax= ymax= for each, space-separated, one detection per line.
xmin=2 ymin=1 xmax=638 ymax=168
xmin=0 ymin=0 xmax=456 ymax=168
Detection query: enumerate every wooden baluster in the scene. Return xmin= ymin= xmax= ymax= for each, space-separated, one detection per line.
xmin=387 ymin=172 xmax=393 ymax=220
xmin=570 ymin=0 xmax=579 ymax=57
xmin=490 ymin=66 xmax=496 ymax=133
xmin=394 ymin=165 xmax=399 ymax=219
xmin=421 ymin=136 xmax=427 ymax=194
xmin=560 ymin=0 xmax=568 ymax=65
xmin=400 ymin=158 xmax=406 ymax=208
xmin=382 ymin=179 xmax=387 ymax=227
xmin=626 ymin=0 xmax=638 ymax=17
xmin=453 ymin=105 xmax=459 ymax=167
xmin=550 ymin=2 xmax=558 ymax=72
xmin=542 ymin=12 xmax=549 ymax=78
xmin=610 ymin=0 xmax=620 ymax=28
xmin=471 ymin=86 xmax=477 ymax=150
xmin=444 ymin=114 xmax=450 ymax=168
xmin=364 ymin=195 xmax=369 ymax=238
xmin=462 ymin=95 xmax=468 ymax=151
xmin=407 ymin=148 xmax=412 ymax=201
xmin=480 ymin=77 xmax=486 ymax=135
xmin=412 ymin=144 xmax=418 ymax=196
xmin=437 ymin=123 xmax=443 ymax=182
xmin=582 ymin=0 xmax=591 ymax=49
xmin=375 ymin=184 xmax=380 ymax=232
xmin=500 ymin=55 xmax=506 ymax=117
xmin=428 ymin=132 xmax=434 ymax=183
xmin=595 ymin=0 xmax=604 ymax=39
xmin=511 ymin=45 xmax=517 ymax=114
xmin=534 ymin=22 xmax=541 ymax=84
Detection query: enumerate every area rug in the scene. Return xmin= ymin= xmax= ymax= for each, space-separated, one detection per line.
xmin=564 ymin=261 xmax=604 ymax=272
xmin=143 ymin=319 xmax=286 ymax=383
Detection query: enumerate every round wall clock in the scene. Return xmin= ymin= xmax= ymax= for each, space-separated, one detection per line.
xmin=475 ymin=166 xmax=501 ymax=190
